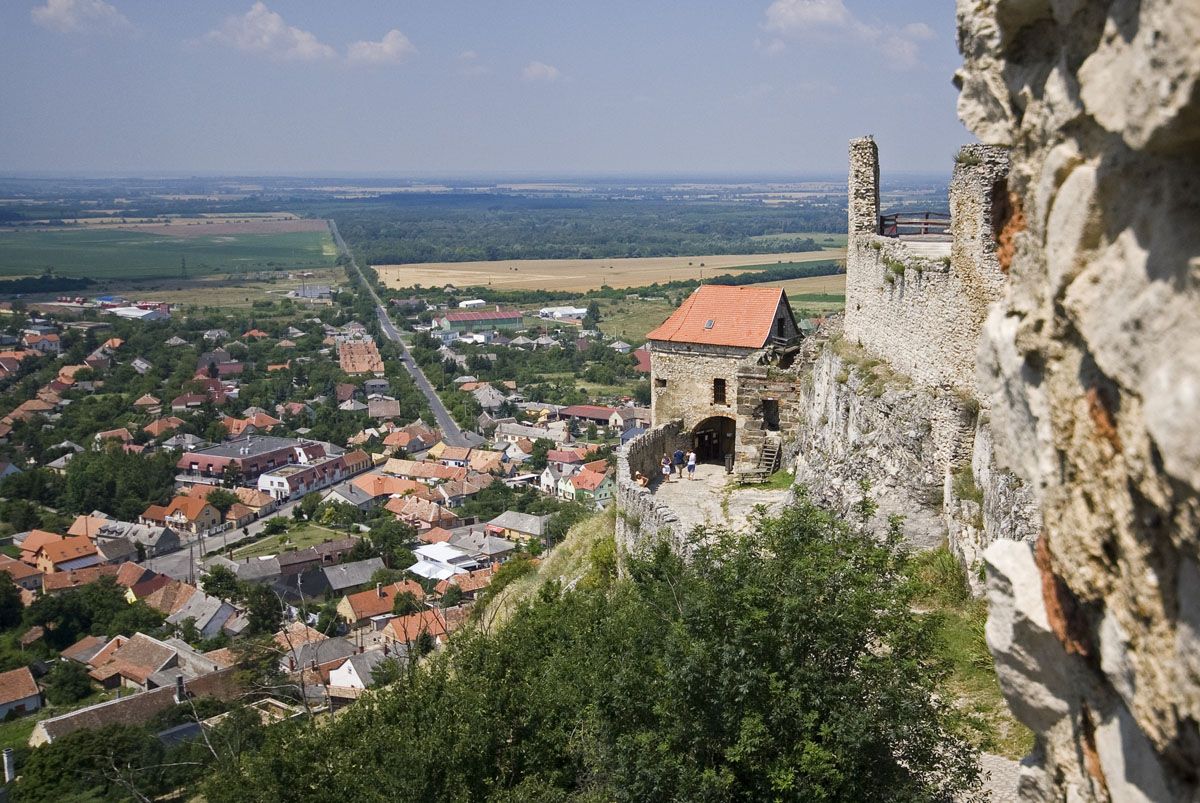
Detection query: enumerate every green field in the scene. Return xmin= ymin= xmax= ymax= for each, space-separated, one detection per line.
xmin=0 ymin=228 xmax=336 ymax=279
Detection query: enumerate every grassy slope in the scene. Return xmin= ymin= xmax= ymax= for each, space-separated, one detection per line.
xmin=0 ymin=229 xmax=334 ymax=279
xmin=477 ymin=507 xmax=616 ymax=633
xmin=907 ymin=546 xmax=1034 ymax=759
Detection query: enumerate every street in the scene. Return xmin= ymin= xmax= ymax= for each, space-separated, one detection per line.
xmin=327 ymin=220 xmax=470 ymax=447
xmin=142 ymin=497 xmax=300 ymax=581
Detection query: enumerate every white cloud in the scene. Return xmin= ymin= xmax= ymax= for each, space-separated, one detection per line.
xmin=347 ymin=28 xmax=416 ymax=66
xmin=521 ymin=60 xmax=560 ymax=82
xmin=457 ymin=49 xmax=489 ymax=76
xmin=31 ymin=0 xmax=131 ymax=34
xmin=761 ymin=0 xmax=934 ymax=69
xmin=206 ymin=2 xmax=335 ymax=62
xmin=763 ymin=0 xmax=851 ymax=31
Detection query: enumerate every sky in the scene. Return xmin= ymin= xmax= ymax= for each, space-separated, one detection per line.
xmin=0 ymin=0 xmax=971 ymax=177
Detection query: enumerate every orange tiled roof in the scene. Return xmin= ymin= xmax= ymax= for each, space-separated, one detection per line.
xmin=38 ymin=537 xmax=98 ymax=565
xmin=383 ymin=609 xmax=448 ymax=644
xmin=343 ymin=580 xmax=425 ymax=621
xmin=646 ymin=284 xmax=791 ymax=348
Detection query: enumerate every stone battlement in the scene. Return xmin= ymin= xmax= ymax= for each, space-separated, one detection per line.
xmin=844 ymin=137 xmax=1010 ymax=397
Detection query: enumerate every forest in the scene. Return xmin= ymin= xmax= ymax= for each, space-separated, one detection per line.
xmin=332 ymin=194 xmax=846 ymax=265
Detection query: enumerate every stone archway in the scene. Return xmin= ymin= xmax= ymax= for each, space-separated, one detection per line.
xmin=692 ymin=415 xmax=736 ymax=463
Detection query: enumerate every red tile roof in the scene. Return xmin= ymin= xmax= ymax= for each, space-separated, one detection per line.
xmin=442 ymin=309 xmax=522 ymax=323
xmin=646 ymin=284 xmax=791 ymax=348
xmin=0 ymin=666 xmax=38 ymax=705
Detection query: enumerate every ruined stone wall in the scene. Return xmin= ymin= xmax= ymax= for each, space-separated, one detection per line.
xmin=614 ymin=422 xmax=691 ymax=561
xmin=957 ymin=0 xmax=1200 ymax=799
xmin=649 ymin=343 xmax=750 ymax=431
xmin=844 ymin=138 xmax=1010 ymax=397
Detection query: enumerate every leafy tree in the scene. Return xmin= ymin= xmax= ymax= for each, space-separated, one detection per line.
xmin=0 ymin=571 xmax=23 ymax=631
xmin=203 ymin=499 xmax=979 ymax=802
xmin=371 ymin=657 xmax=403 ymax=687
xmin=201 ymin=565 xmax=242 ymax=602
xmin=262 ymin=517 xmax=289 ymax=536
xmin=25 ymin=578 xmax=164 ymax=649
xmin=43 ymin=659 xmax=93 ymax=705
xmin=525 ymin=438 xmax=555 ymax=472
xmin=244 ymin=585 xmax=283 ymax=636
xmin=392 ymin=591 xmax=422 ymax=616
xmin=440 ymin=585 xmax=464 ymax=608
xmin=14 ymin=723 xmax=166 ymax=802
xmin=205 ymin=488 xmax=239 ymax=517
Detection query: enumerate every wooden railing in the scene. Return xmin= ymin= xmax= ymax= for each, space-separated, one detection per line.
xmin=878 ymin=211 xmax=951 ymax=237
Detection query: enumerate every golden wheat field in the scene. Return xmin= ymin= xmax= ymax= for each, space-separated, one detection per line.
xmin=375 ymin=249 xmax=845 ymax=292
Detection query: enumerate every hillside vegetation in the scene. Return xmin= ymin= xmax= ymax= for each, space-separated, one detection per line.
xmin=203 ymin=499 xmax=982 ymax=803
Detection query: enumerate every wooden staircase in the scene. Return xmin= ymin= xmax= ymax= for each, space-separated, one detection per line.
xmin=736 ymin=437 xmax=782 ymax=484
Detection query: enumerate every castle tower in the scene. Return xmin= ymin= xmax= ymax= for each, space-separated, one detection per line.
xmin=848 ymin=136 xmax=880 ymax=237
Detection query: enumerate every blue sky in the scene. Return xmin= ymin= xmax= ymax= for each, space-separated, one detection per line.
xmin=0 ymin=1 xmax=970 ymax=176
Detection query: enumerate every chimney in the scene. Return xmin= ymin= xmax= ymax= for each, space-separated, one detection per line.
xmin=376 ymin=582 xmax=383 ymax=598
xmin=173 ymin=673 xmax=185 ymax=704
xmin=289 ymin=656 xmax=296 ymax=671
xmin=3 ymin=747 xmax=14 ymax=783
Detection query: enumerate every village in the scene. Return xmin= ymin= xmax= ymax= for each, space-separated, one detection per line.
xmin=0 ymin=278 xmax=656 ymax=754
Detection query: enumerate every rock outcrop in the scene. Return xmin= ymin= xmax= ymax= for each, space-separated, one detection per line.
xmin=960 ymin=0 xmax=1200 ymax=798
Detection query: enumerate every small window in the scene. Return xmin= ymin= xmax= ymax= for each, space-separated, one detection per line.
xmin=704 ymin=319 xmax=715 ymax=329
xmin=713 ymin=378 xmax=727 ymax=404
xmin=655 ymin=378 xmax=667 ymax=388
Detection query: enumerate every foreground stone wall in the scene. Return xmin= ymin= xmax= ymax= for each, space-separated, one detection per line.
xmin=844 ymin=138 xmax=1009 ymax=397
xmin=958 ymin=0 xmax=1200 ymax=799
xmin=614 ymin=422 xmax=691 ymax=561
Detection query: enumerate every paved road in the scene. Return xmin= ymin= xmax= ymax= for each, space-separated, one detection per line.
xmin=143 ymin=498 xmax=300 ymax=581
xmin=327 ymin=220 xmax=469 ymax=447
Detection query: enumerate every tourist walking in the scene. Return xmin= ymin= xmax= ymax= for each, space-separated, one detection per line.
xmin=686 ymin=449 xmax=697 ymax=479
xmin=673 ymin=447 xmax=685 ymax=476
xmin=661 ymin=454 xmax=673 ymax=482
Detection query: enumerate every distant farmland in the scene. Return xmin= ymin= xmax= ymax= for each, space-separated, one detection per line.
xmin=375 ymin=249 xmax=845 ymax=292
xmin=0 ymin=226 xmax=336 ymax=279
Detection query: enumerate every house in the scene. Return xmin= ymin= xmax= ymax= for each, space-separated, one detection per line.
xmin=471 ymin=384 xmax=508 ymax=411
xmin=609 ymin=340 xmax=633 ymax=354
xmin=321 ymin=558 xmax=387 ymax=595
xmin=88 ymin=633 xmax=180 ymax=691
xmin=367 ymin=396 xmax=403 ymax=420
xmin=94 ymin=427 xmax=134 ymax=447
xmin=144 ymin=416 xmax=185 ymax=438
xmin=447 ymin=531 xmax=516 ymax=565
xmin=142 ymin=496 xmax=222 ymax=536
xmin=407 ymin=542 xmax=483 ymax=581
xmin=166 ymin=592 xmax=237 ymax=639
xmin=363 ymin=378 xmax=390 ymax=396
xmin=19 ymin=530 xmax=62 ymax=565
xmin=133 ymin=393 xmax=161 ymax=413
xmin=34 ymin=537 xmax=101 ymax=574
xmin=0 ymin=667 xmax=41 ymax=719
xmin=0 ymin=555 xmax=42 ymax=593
xmin=438 ymin=446 xmax=473 ymax=468
xmin=70 ymin=514 xmax=181 ymax=557
xmin=486 ymin=511 xmax=553 ymax=542
xmin=257 ymin=453 xmax=350 ymax=501
xmin=349 ymin=472 xmax=427 ymax=504
xmin=570 ymin=468 xmax=615 ymax=508
xmin=42 ymin=565 xmax=121 ymax=594
xmin=162 ymin=433 xmax=207 ymax=451
xmin=387 ymin=496 xmax=458 ymax=531
xmin=29 ymin=667 xmax=241 ymax=746
xmin=381 ymin=609 xmax=449 ymax=648
xmin=558 ymin=405 xmax=619 ymax=427
xmin=380 ymin=458 xmax=468 ymax=484
xmin=327 ymin=649 xmax=395 ymax=692
xmin=337 ymin=580 xmax=426 ymax=629
xmin=320 ymin=480 xmax=375 ymax=511
xmin=21 ymin=332 xmax=61 ymax=355
xmin=176 ymin=436 xmax=331 ymax=483
xmin=131 ymin=357 xmax=153 ymax=375
xmin=434 ymin=566 xmax=497 ymax=600
xmin=647 ymin=284 xmax=800 ymax=467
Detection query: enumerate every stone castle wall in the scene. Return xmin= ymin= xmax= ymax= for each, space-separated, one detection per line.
xmin=650 ymin=343 xmax=749 ymax=429
xmin=614 ymin=422 xmax=692 ymax=561
xmin=843 ymin=138 xmax=1010 ymax=397
xmin=957 ymin=0 xmax=1200 ymax=799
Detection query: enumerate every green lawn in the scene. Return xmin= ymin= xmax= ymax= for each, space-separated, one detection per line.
xmin=0 ymin=228 xmax=335 ymax=279
xmin=233 ymin=522 xmax=349 ymax=560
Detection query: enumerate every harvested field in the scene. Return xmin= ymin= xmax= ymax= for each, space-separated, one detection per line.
xmin=375 ymin=250 xmax=845 ymax=292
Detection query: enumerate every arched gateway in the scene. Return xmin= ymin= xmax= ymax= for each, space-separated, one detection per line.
xmin=692 ymin=415 xmax=736 ymax=463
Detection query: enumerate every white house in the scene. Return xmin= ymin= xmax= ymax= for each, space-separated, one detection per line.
xmin=408 ymin=542 xmax=483 ymax=581
xmin=458 ymin=299 xmax=486 ymax=308
xmin=0 ymin=667 xmax=41 ymax=719
xmin=328 ymin=650 xmax=394 ymax=691
xmin=538 ymin=306 xmax=588 ymax=319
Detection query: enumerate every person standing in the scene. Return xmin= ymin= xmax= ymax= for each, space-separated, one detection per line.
xmin=673 ymin=447 xmax=685 ymax=477
xmin=686 ymin=449 xmax=697 ymax=480
xmin=661 ymin=454 xmax=673 ymax=483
